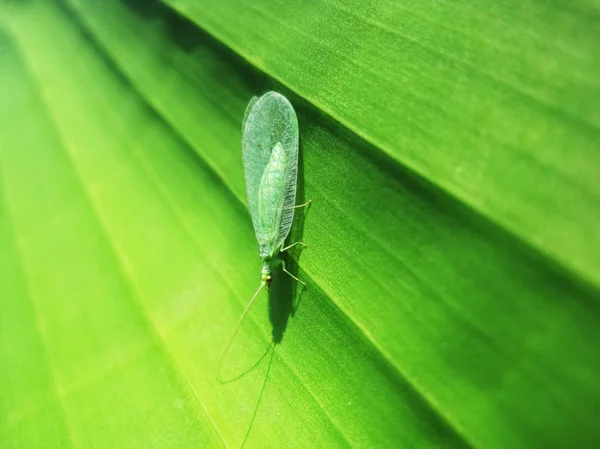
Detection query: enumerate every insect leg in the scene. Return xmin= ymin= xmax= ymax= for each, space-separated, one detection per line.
xmin=281 ymin=259 xmax=307 ymax=286
xmin=280 ymin=241 xmax=308 ymax=252
xmin=292 ymin=199 xmax=312 ymax=209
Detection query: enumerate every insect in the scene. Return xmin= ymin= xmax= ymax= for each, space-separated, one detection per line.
xmin=218 ymin=92 xmax=309 ymax=380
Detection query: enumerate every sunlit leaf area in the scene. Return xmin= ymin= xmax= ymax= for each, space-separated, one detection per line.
xmin=1 ymin=0 xmax=599 ymax=448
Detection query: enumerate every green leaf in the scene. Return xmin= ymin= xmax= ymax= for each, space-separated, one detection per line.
xmin=1 ymin=1 xmax=599 ymax=448
xmin=164 ymin=0 xmax=600 ymax=287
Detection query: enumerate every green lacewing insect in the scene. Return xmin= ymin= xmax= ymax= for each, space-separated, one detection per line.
xmin=218 ymin=92 xmax=309 ymax=380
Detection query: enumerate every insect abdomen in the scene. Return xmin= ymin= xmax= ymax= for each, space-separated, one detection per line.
xmin=257 ymin=142 xmax=288 ymax=257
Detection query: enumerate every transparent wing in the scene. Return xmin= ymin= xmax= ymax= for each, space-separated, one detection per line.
xmin=242 ymin=92 xmax=299 ymax=257
xmin=242 ymin=96 xmax=258 ymax=130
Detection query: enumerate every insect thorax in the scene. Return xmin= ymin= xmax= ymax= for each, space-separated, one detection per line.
xmin=261 ymin=258 xmax=277 ymax=286
xmin=258 ymin=239 xmax=279 ymax=258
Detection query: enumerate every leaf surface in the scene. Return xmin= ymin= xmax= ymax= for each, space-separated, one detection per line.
xmin=1 ymin=1 xmax=599 ymax=448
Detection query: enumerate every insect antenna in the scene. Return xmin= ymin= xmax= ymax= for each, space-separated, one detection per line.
xmin=217 ymin=281 xmax=267 ymax=383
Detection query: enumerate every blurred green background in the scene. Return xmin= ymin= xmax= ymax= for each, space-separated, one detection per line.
xmin=1 ymin=0 xmax=599 ymax=447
